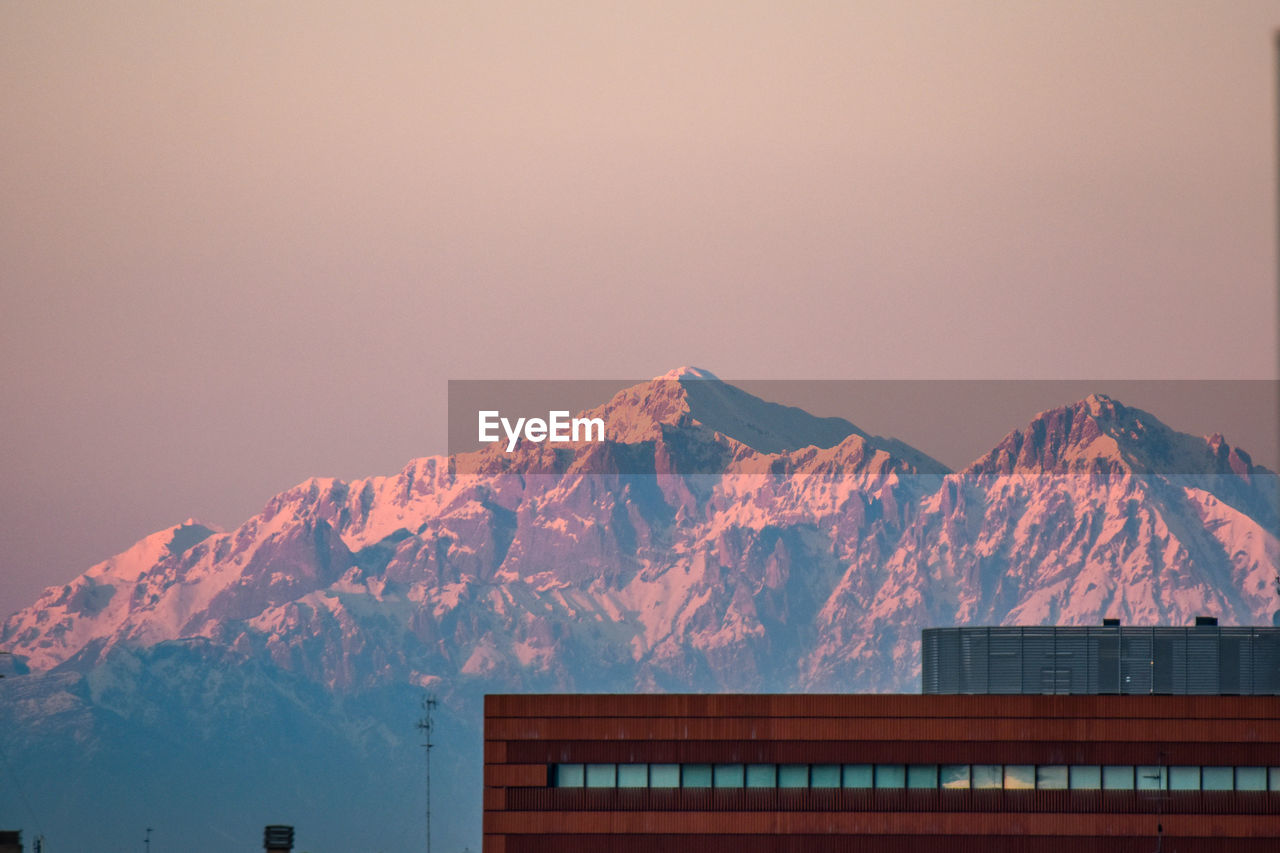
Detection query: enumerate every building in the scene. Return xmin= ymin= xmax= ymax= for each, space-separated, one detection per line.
xmin=484 ymin=623 xmax=1280 ymax=852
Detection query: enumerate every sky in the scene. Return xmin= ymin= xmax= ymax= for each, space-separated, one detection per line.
xmin=2 ymin=1 xmax=1279 ymax=619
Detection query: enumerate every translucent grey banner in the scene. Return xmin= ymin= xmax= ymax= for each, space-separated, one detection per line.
xmin=447 ymin=378 xmax=1279 ymax=478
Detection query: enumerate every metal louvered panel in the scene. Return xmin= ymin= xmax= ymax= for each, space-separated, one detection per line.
xmin=1254 ymin=631 xmax=1280 ymax=694
xmin=1220 ymin=628 xmax=1252 ymax=695
xmin=959 ymin=628 xmax=990 ymax=694
xmin=1187 ymin=629 xmax=1221 ymax=695
xmin=987 ymin=628 xmax=1023 ymax=694
xmin=1119 ymin=631 xmax=1153 ymax=695
xmin=921 ymin=630 xmax=941 ymax=694
xmin=920 ymin=625 xmax=1280 ymax=695
xmin=1091 ymin=628 xmax=1121 ymax=695
xmin=1053 ymin=629 xmax=1087 ymax=695
xmin=1152 ymin=628 xmax=1186 ymax=694
xmin=1020 ymin=628 xmax=1059 ymax=695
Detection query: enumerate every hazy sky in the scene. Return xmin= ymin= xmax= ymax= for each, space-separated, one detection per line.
xmin=3 ymin=1 xmax=1279 ymax=618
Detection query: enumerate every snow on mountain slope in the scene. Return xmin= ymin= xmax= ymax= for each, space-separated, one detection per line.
xmin=3 ymin=520 xmax=218 ymax=670
xmin=3 ymin=381 xmax=1275 ymax=694
xmin=803 ymin=396 xmax=1280 ymax=690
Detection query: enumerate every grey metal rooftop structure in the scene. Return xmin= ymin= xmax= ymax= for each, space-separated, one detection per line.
xmin=921 ymin=619 xmax=1280 ymax=695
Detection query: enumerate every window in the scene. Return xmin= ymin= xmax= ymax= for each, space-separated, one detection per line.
xmin=745 ymin=764 xmax=776 ymax=788
xmin=1004 ymin=765 xmax=1035 ymax=790
xmin=907 ymin=765 xmax=938 ymax=789
xmin=940 ymin=765 xmax=970 ymax=790
xmin=811 ymin=765 xmax=841 ymax=788
xmin=586 ymin=764 xmax=616 ymax=788
xmin=1169 ymin=766 xmax=1199 ymax=791
xmin=1036 ymin=766 xmax=1067 ymax=790
xmin=713 ymin=764 xmax=744 ymax=788
xmin=682 ymin=764 xmax=712 ymax=788
xmin=1103 ymin=766 xmax=1134 ymax=790
xmin=553 ymin=761 xmax=1280 ymax=793
xmin=555 ymin=764 xmax=585 ymax=787
xmin=1237 ymin=767 xmax=1267 ymax=791
xmin=973 ymin=765 xmax=1002 ymax=789
xmin=875 ymin=764 xmax=905 ymax=789
xmin=778 ymin=764 xmax=809 ymax=788
xmin=1202 ymin=766 xmax=1233 ymax=791
xmin=842 ymin=764 xmax=873 ymax=788
xmin=617 ymin=764 xmax=647 ymax=788
xmin=649 ymin=764 xmax=680 ymax=788
xmin=1069 ymin=766 xmax=1101 ymax=790
xmin=1137 ymin=766 xmax=1167 ymax=791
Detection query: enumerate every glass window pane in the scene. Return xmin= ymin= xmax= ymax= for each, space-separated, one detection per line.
xmin=1103 ymin=766 xmax=1134 ymax=790
xmin=843 ymin=764 xmax=873 ymax=788
xmin=973 ymin=765 xmax=1003 ymax=789
xmin=650 ymin=764 xmax=680 ymax=788
xmin=1004 ymin=765 xmax=1035 ymax=790
xmin=1271 ymin=768 xmax=1280 ymax=792
xmin=1037 ymin=766 xmax=1067 ymax=790
xmin=746 ymin=764 xmax=776 ymax=788
xmin=1202 ymin=766 xmax=1233 ymax=791
xmin=778 ymin=764 xmax=809 ymax=788
xmin=941 ymin=765 xmax=970 ymax=790
xmin=907 ymin=765 xmax=938 ymax=789
xmin=617 ymin=764 xmax=647 ymax=788
xmin=1070 ymin=766 xmax=1101 ymax=790
xmin=555 ymin=764 xmax=584 ymax=787
xmin=588 ymin=764 xmax=618 ymax=787
xmin=713 ymin=764 xmax=744 ymax=788
xmin=1169 ymin=766 xmax=1199 ymax=791
xmin=875 ymin=764 xmax=906 ymax=789
xmin=682 ymin=764 xmax=712 ymax=788
xmin=811 ymin=765 xmax=840 ymax=788
xmin=1237 ymin=767 xmax=1267 ymax=791
xmin=1137 ymin=766 xmax=1166 ymax=790
xmin=586 ymin=764 xmax=616 ymax=787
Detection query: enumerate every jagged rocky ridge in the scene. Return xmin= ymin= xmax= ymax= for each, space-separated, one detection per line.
xmin=1 ymin=371 xmax=1277 ymax=852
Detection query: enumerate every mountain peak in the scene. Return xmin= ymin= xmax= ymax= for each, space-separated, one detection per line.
xmin=87 ymin=519 xmax=219 ymax=583
xmin=655 ymin=365 xmax=721 ymax=382
xmin=576 ymin=370 xmax=949 ymax=471
xmin=1081 ymin=392 xmax=1118 ymax=415
xmin=596 ymin=369 xmax=864 ymax=457
xmin=967 ymin=394 xmax=1269 ymax=480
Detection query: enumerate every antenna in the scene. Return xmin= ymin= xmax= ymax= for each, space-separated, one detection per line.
xmin=144 ymin=827 xmax=153 ymax=853
xmin=417 ymin=694 xmax=438 ymax=853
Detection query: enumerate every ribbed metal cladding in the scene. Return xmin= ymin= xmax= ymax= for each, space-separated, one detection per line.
xmin=921 ymin=626 xmax=1280 ymax=695
xmin=484 ymin=694 xmax=1280 ymax=853
xmin=500 ymin=834 xmax=1280 ymax=853
xmin=505 ymin=787 xmax=1280 ymax=816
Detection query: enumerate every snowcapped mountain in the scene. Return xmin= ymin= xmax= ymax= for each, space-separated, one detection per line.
xmin=1 ymin=371 xmax=1276 ymax=853
xmin=804 ymin=393 xmax=1279 ymax=690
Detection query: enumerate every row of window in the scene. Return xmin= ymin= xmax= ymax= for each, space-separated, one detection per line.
xmin=551 ymin=763 xmax=1280 ymax=792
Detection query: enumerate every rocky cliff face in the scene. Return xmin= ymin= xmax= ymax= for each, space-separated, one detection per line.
xmin=1 ymin=373 xmax=1276 ymax=852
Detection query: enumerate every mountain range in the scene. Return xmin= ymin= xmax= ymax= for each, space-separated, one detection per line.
xmin=1 ymin=369 xmax=1277 ymax=852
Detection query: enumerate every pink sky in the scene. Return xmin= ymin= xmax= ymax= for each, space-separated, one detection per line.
xmin=2 ymin=1 xmax=1278 ymax=617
